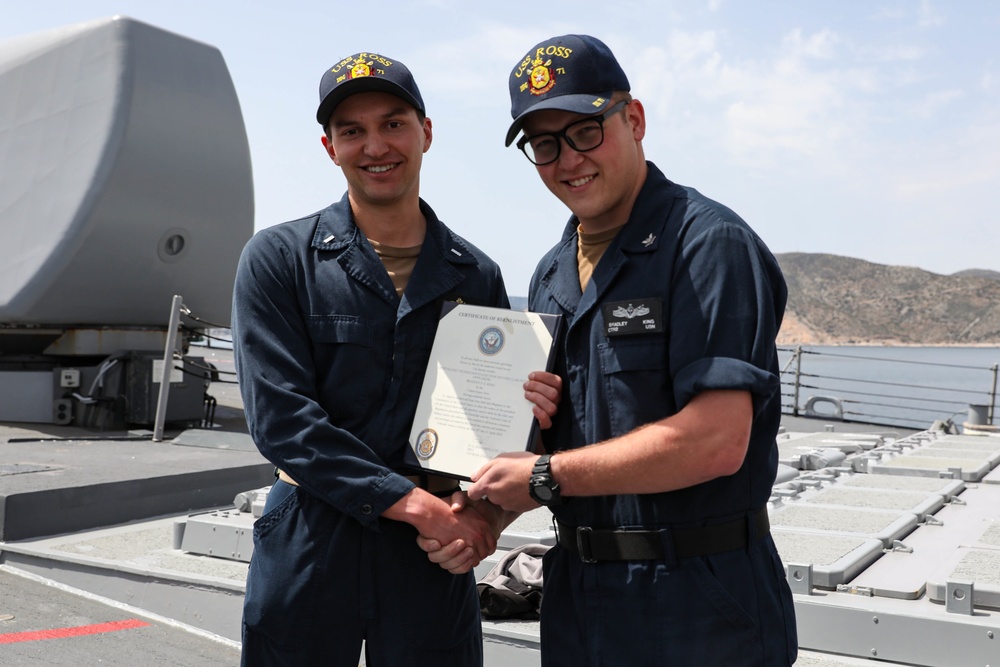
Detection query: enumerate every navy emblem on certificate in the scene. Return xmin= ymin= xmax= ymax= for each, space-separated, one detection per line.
xmin=602 ymin=298 xmax=664 ymax=336
xmin=407 ymin=303 xmax=562 ymax=480
xmin=415 ymin=428 xmax=438 ymax=460
xmin=479 ymin=326 xmax=505 ymax=355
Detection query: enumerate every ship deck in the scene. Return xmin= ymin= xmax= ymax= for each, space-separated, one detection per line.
xmin=4 ymin=347 xmax=1000 ymax=666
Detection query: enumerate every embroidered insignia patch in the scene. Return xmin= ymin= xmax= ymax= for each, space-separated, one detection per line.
xmin=349 ymin=58 xmax=372 ymax=80
xmin=602 ymin=298 xmax=664 ymax=336
xmin=529 ymin=56 xmax=555 ymax=96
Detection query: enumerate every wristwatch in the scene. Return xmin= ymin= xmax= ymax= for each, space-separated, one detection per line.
xmin=528 ymin=454 xmax=563 ymax=506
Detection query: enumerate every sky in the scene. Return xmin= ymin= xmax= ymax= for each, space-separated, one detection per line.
xmin=4 ymin=1 xmax=999 ymax=296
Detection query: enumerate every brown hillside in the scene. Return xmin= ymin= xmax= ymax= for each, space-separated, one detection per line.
xmin=775 ymin=253 xmax=1000 ymax=345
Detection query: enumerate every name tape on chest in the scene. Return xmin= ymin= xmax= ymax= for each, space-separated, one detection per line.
xmin=601 ymin=298 xmax=664 ymax=336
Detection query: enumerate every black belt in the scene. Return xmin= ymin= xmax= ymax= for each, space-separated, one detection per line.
xmin=557 ymin=508 xmax=769 ymax=563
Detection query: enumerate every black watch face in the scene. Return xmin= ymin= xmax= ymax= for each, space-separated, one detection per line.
xmin=534 ymin=484 xmax=553 ymax=501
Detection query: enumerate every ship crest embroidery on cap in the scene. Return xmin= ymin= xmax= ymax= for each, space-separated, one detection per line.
xmin=349 ymin=57 xmax=373 ymax=80
xmin=330 ymin=54 xmax=392 ymax=86
xmin=528 ymin=54 xmax=555 ymax=96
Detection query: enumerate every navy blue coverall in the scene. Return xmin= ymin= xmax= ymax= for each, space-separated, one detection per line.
xmin=232 ymin=195 xmax=508 ymax=666
xmin=530 ymin=163 xmax=798 ymax=666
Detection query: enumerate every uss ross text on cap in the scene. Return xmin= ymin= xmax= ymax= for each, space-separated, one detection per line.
xmin=505 ymin=34 xmax=630 ymax=147
xmin=316 ymin=52 xmax=425 ymax=125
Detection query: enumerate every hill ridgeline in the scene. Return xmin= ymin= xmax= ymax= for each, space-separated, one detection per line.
xmin=775 ymin=253 xmax=1000 ymax=346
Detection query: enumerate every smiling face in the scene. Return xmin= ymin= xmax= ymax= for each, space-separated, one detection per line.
xmin=521 ymin=97 xmax=647 ymax=233
xmin=321 ymin=90 xmax=432 ymax=213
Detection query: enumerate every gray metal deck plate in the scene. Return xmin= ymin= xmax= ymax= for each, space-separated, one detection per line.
xmin=932 ymin=433 xmax=1000 ymax=448
xmin=769 ymin=504 xmax=918 ymax=548
xmin=865 ymin=432 xmax=1000 ymax=482
xmin=869 ymin=454 xmax=992 ymax=481
xmin=926 ymin=438 xmax=1000 ymax=453
xmin=801 ymin=487 xmax=944 ymax=520
xmin=772 ymin=529 xmax=883 ymax=589
xmin=850 ymin=484 xmax=1000 ymax=600
xmin=907 ymin=447 xmax=999 ymax=461
xmin=926 ymin=547 xmax=1000 ymax=609
xmin=836 ymin=473 xmax=964 ymax=498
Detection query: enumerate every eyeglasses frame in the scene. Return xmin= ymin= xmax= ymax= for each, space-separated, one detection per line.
xmin=516 ymin=100 xmax=631 ymax=166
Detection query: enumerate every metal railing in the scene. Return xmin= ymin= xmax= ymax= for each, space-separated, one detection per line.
xmin=778 ymin=346 xmax=999 ymax=430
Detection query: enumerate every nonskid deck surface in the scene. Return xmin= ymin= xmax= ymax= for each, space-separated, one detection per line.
xmin=4 ymin=348 xmax=1000 ymax=666
xmin=0 ymin=347 xmax=266 ymax=659
xmin=0 ymin=566 xmax=241 ymax=666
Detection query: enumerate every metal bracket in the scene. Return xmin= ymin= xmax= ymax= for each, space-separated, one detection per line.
xmin=891 ymin=540 xmax=914 ymax=553
xmin=786 ymin=563 xmax=813 ymax=595
xmin=946 ymin=580 xmax=975 ymax=615
xmin=922 ymin=515 xmax=944 ymax=526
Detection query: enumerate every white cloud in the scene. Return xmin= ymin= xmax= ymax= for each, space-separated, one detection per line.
xmin=782 ymin=28 xmax=840 ymax=60
xmin=912 ymin=88 xmax=964 ymax=118
xmin=918 ymin=0 xmax=945 ymax=28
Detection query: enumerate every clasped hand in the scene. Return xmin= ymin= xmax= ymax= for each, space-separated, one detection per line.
xmin=416 ymin=370 xmax=561 ymax=573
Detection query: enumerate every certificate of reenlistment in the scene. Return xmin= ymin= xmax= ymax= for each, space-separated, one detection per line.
xmin=407 ymin=303 xmax=561 ymax=481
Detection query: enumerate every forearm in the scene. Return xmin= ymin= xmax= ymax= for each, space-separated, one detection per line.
xmin=382 ymin=487 xmax=448 ymax=533
xmin=551 ymin=390 xmax=753 ymax=497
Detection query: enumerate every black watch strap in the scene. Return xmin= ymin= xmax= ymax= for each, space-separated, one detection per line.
xmin=529 ymin=454 xmax=562 ymax=506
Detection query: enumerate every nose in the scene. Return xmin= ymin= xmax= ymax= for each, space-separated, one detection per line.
xmin=363 ymin=132 xmax=390 ymax=157
xmin=554 ymin=136 xmax=586 ymax=168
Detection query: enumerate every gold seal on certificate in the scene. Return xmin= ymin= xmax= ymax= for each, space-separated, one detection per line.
xmin=407 ymin=303 xmax=561 ymax=480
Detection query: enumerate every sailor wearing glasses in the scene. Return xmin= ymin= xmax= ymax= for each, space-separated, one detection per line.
xmin=430 ymin=34 xmax=798 ymax=666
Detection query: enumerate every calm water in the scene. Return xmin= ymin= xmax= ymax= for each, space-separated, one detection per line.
xmin=777 ymin=346 xmax=1000 ymax=429
xmin=199 ymin=332 xmax=999 ymax=429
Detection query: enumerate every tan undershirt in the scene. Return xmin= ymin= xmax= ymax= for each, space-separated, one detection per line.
xmin=577 ymin=224 xmax=626 ymax=291
xmin=369 ymin=239 xmax=422 ymax=297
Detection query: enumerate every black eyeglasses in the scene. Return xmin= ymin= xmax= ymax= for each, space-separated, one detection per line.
xmin=516 ymin=100 xmax=629 ymax=166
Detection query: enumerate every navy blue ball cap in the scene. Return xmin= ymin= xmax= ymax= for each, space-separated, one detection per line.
xmin=506 ymin=35 xmax=630 ymax=147
xmin=316 ymin=52 xmax=425 ymax=125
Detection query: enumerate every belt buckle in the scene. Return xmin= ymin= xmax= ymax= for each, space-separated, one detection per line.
xmin=576 ymin=526 xmax=596 ymax=563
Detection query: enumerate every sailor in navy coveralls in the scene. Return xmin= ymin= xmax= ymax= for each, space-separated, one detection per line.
xmin=233 ymin=52 xmax=559 ymax=666
xmin=456 ymin=35 xmax=798 ymax=666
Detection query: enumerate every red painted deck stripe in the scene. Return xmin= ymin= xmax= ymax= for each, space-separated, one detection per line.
xmin=0 ymin=618 xmax=150 ymax=644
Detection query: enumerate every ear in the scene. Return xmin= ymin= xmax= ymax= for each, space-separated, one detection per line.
xmin=626 ymin=99 xmax=646 ymax=142
xmin=422 ymin=116 xmax=433 ymax=153
xmin=321 ymin=134 xmax=340 ymax=166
